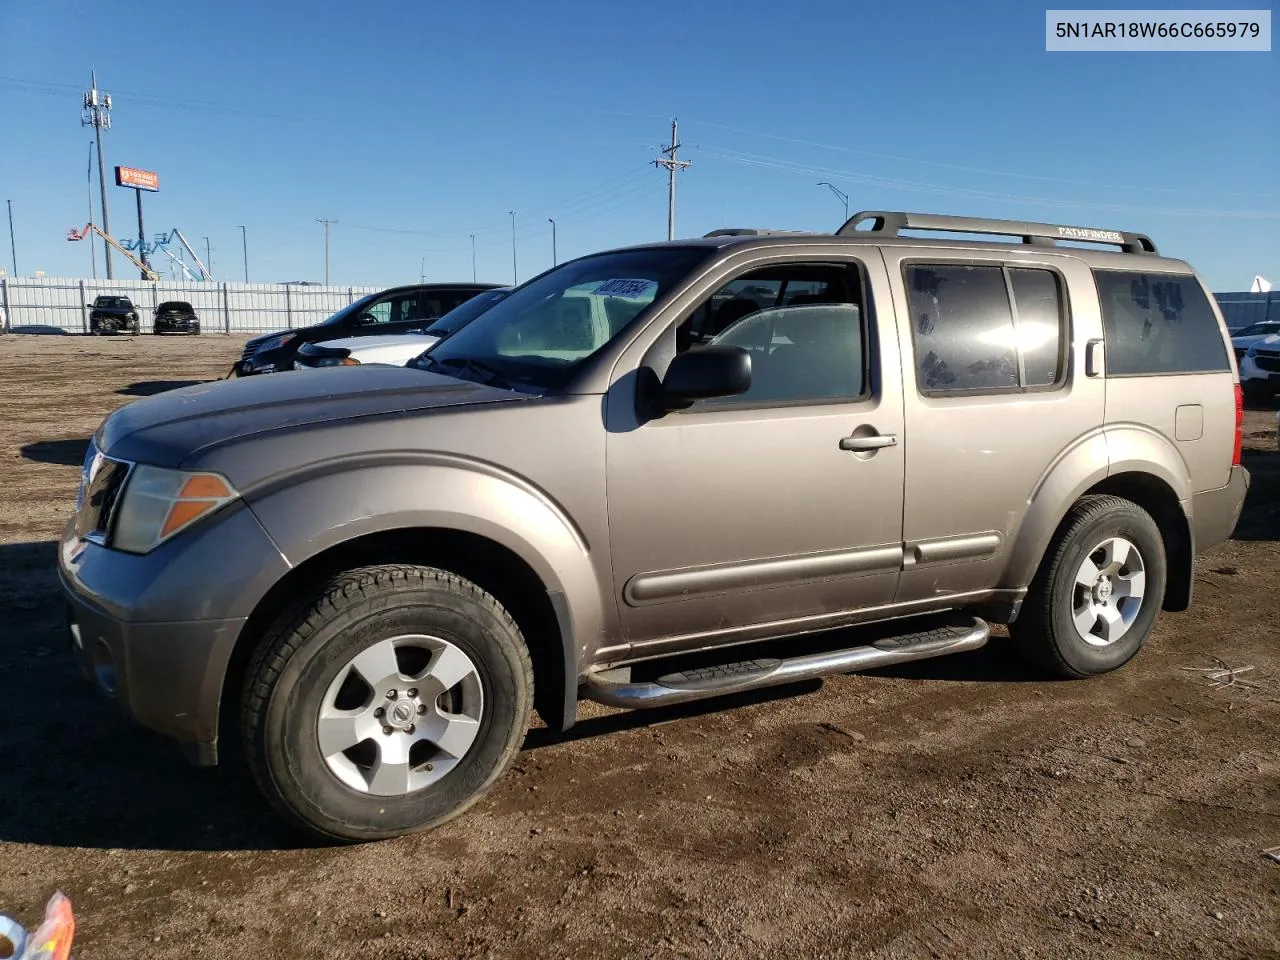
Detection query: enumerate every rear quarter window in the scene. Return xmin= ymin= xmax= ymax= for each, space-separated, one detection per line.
xmin=1093 ymin=270 xmax=1229 ymax=376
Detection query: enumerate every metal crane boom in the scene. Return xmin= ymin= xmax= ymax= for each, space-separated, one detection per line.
xmin=67 ymin=223 xmax=160 ymax=281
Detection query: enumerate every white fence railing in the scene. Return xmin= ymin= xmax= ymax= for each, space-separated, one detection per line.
xmin=0 ymin=278 xmax=381 ymax=334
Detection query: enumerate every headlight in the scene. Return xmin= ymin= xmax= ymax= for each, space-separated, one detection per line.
xmin=111 ymin=465 xmax=239 ymax=554
xmin=257 ymin=333 xmax=296 ymax=352
xmin=315 ymin=356 xmax=359 ymax=367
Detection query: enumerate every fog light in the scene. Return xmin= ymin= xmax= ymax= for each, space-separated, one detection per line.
xmin=90 ymin=639 xmax=118 ymax=696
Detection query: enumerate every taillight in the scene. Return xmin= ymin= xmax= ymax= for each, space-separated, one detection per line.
xmin=1232 ymin=383 xmax=1244 ymax=466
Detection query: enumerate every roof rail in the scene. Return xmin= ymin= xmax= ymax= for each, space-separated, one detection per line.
xmin=702 ymin=228 xmax=812 ymax=238
xmin=836 ymin=211 xmax=1158 ymax=255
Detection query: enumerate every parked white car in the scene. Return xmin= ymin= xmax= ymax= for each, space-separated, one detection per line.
xmin=293 ymin=287 xmax=511 ymax=370
xmin=1239 ymin=332 xmax=1280 ymax=403
xmin=1230 ymin=319 xmax=1280 ymax=361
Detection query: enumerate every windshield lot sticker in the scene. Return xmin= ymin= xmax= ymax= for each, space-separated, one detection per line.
xmin=595 ymin=278 xmax=656 ymax=299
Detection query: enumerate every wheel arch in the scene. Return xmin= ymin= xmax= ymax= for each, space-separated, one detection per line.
xmin=221 ymin=525 xmax=580 ymax=759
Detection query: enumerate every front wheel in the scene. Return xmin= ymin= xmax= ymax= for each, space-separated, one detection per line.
xmin=241 ymin=565 xmax=533 ymax=843
xmin=1011 ymin=495 xmax=1167 ymax=678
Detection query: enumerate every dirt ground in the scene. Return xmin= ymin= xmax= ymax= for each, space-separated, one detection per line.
xmin=1 ymin=332 xmax=1277 ymax=960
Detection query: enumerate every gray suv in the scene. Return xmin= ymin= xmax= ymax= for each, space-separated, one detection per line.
xmin=60 ymin=211 xmax=1249 ymax=842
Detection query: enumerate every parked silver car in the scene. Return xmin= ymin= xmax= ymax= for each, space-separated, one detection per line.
xmin=60 ymin=211 xmax=1249 ymax=842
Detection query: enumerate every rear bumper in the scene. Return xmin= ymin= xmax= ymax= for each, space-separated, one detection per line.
xmin=1192 ymin=465 xmax=1250 ymax=554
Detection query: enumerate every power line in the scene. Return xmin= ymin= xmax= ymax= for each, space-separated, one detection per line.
xmin=696 ymin=147 xmax=1280 ymax=220
xmin=684 ymin=118 xmax=1280 ymax=201
xmin=653 ymin=119 xmax=691 ymax=241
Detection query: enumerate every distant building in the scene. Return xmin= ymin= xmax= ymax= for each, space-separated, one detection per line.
xmin=1216 ymin=290 xmax=1276 ymax=332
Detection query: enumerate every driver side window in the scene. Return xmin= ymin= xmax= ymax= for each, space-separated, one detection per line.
xmin=674 ymin=263 xmax=868 ymax=406
xmin=364 ymin=300 xmax=393 ymax=324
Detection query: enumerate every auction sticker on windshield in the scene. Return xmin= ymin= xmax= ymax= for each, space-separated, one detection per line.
xmin=595 ymin=279 xmax=657 ymax=298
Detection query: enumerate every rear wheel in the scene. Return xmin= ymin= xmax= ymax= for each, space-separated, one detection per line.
xmin=1011 ymin=495 xmax=1166 ymax=678
xmin=241 ymin=564 xmax=533 ymax=843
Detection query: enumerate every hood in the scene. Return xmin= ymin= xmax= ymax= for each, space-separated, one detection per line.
xmin=313 ymin=333 xmax=440 ymax=352
xmin=244 ymin=328 xmax=293 ymax=348
xmin=1249 ymin=333 xmax=1280 ymax=350
xmin=91 ymin=305 xmax=136 ymax=315
xmin=98 ymin=364 xmax=523 ymax=466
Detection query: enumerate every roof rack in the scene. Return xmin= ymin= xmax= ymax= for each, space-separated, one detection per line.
xmin=702 ymin=228 xmax=812 ymax=238
xmin=836 ymin=211 xmax=1158 ymax=255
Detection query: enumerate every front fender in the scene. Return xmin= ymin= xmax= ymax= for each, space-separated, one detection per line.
xmin=244 ymin=454 xmax=608 ymax=691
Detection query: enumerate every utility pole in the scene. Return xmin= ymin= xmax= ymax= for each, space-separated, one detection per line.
xmin=509 ymin=211 xmax=517 ymax=285
xmin=653 ymin=118 xmax=691 ymax=241
xmin=238 ymin=225 xmax=248 ymax=282
xmin=86 ymin=142 xmax=97 ymax=279
xmin=420 ymin=256 xmax=425 ymax=283
xmin=82 ymin=70 xmax=114 ymax=278
xmin=316 ymin=218 xmax=337 ymax=284
xmin=818 ymin=182 xmax=849 ymax=221
xmin=548 ymin=218 xmax=557 ymax=265
xmin=203 ymin=237 xmax=213 ymax=278
xmin=6 ymin=200 xmax=16 ymax=277
xmin=470 ymin=234 xmax=476 ymax=283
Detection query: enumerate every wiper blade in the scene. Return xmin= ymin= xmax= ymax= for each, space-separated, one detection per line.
xmin=427 ymin=355 xmax=512 ymax=389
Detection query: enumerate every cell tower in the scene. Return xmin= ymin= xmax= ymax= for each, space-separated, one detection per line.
xmin=82 ymin=71 xmax=113 ymax=278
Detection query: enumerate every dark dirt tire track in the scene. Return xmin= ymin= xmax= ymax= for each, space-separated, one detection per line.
xmin=1 ymin=334 xmax=1277 ymax=959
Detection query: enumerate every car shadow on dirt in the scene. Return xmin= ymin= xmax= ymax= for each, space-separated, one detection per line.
xmin=0 ymin=540 xmax=307 ymax=853
xmin=19 ymin=438 xmax=89 ymax=467
xmin=1233 ymin=448 xmax=1279 ymax=542
xmin=117 ymin=379 xmax=207 ymax=397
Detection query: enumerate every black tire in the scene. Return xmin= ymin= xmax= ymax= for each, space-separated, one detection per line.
xmin=241 ymin=564 xmax=533 ymax=843
xmin=1011 ymin=495 xmax=1167 ymax=679
xmin=1242 ymin=380 xmax=1273 ymax=405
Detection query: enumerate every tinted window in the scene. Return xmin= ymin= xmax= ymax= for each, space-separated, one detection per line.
xmin=1094 ymin=271 xmax=1230 ymax=375
xmin=424 ymin=290 xmax=509 ymax=337
xmin=1235 ymin=321 xmax=1280 ymax=338
xmin=1009 ymin=268 xmax=1064 ymax=387
xmin=675 ymin=263 xmax=865 ymax=406
xmin=906 ymin=265 xmax=1018 ymax=393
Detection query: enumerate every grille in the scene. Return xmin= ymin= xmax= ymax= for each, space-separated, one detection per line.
xmin=1254 ymin=353 xmax=1280 ymax=373
xmin=241 ymin=343 xmax=258 ymax=360
xmin=72 ymin=441 xmax=132 ymax=542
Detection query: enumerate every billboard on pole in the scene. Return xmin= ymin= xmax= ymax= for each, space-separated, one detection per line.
xmin=115 ymin=166 xmax=159 ymax=192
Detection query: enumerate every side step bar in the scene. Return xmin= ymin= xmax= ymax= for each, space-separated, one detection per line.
xmin=580 ymin=617 xmax=990 ymax=709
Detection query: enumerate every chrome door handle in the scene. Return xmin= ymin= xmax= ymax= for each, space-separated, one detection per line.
xmin=1085 ymin=338 xmax=1104 ymax=377
xmin=840 ymin=434 xmax=897 ymax=451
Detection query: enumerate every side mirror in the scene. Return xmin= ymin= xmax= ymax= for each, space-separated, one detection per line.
xmin=352 ymin=313 xmax=377 ymax=327
xmin=660 ymin=346 xmax=751 ymax=410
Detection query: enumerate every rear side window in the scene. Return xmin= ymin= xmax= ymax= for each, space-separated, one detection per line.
xmin=1093 ymin=271 xmax=1229 ymax=376
xmin=904 ymin=263 xmax=1065 ymax=394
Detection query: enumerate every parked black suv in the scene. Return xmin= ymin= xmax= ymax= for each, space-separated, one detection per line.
xmin=233 ymin=282 xmax=502 ymax=376
xmin=88 ymin=296 xmax=140 ymax=335
xmin=153 ymin=301 xmax=200 ymax=335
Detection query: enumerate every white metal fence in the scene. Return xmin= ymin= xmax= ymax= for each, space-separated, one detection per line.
xmin=0 ymin=278 xmax=381 ymax=334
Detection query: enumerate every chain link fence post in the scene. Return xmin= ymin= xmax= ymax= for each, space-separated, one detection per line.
xmin=222 ymin=283 xmax=230 ymax=335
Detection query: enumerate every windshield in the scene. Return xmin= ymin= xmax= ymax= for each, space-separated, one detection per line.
xmin=422 ymin=247 xmax=711 ymax=390
xmin=423 ymin=289 xmax=511 ymax=338
xmin=319 ymin=291 xmax=382 ymax=326
xmin=95 ymin=297 xmax=131 ymax=308
xmin=1236 ymin=321 xmax=1280 ymax=338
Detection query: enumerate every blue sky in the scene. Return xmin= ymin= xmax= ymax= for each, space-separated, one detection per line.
xmin=1 ymin=0 xmax=1276 ymax=289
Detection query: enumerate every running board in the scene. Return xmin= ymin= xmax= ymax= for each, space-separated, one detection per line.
xmin=580 ymin=617 xmax=990 ymax=709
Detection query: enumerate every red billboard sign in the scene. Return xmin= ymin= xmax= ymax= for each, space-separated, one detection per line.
xmin=115 ymin=166 xmax=159 ymax=192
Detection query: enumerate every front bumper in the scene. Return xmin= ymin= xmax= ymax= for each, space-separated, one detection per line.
xmin=90 ymin=315 xmax=138 ymax=333
xmin=155 ymin=319 xmax=198 ymax=333
xmin=58 ymin=503 xmax=291 ymax=763
xmin=1192 ymin=464 xmax=1251 ymax=554
xmin=1240 ymin=354 xmax=1280 ymax=384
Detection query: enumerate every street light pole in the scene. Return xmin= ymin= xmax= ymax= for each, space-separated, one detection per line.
xmin=6 ymin=199 xmax=16 ymax=277
xmin=817 ymin=182 xmax=849 ymax=222
xmin=470 ymin=234 xmax=476 ymax=283
xmin=547 ymin=218 xmax=557 ymax=266
xmin=238 ymin=225 xmax=248 ymax=282
xmin=203 ymin=236 xmax=213 ymax=278
xmin=509 ymin=211 xmax=517 ymax=285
